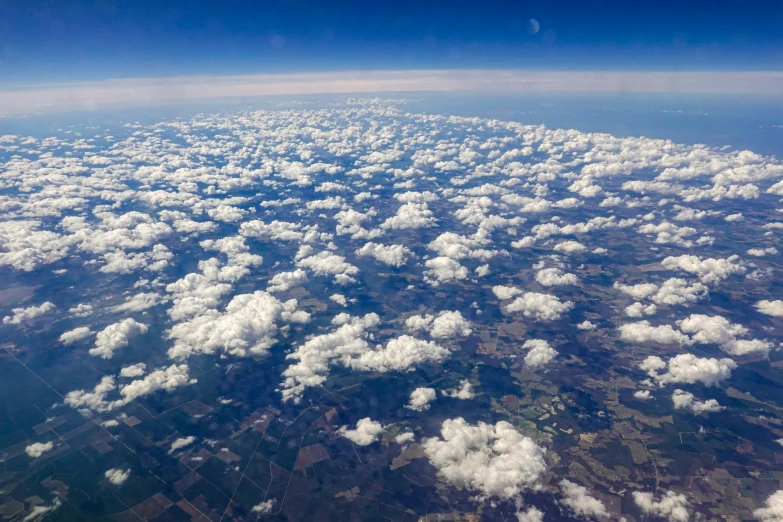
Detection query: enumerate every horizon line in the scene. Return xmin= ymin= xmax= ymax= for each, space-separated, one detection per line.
xmin=2 ymin=69 xmax=783 ymax=115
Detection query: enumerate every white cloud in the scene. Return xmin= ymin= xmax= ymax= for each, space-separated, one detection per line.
xmin=119 ymin=363 xmax=146 ymax=378
xmin=112 ymin=292 xmax=165 ymax=312
xmin=422 ymin=418 xmax=547 ymax=500
xmin=523 ymin=339 xmax=558 ymax=369
xmin=560 ymin=479 xmax=608 ymax=519
xmin=91 ymin=318 xmax=148 ymax=359
xmin=632 ymin=491 xmax=690 ymax=522
xmin=252 ymin=500 xmax=276 ymax=515
xmin=679 ymin=314 xmax=771 ymax=356
xmin=330 ymin=294 xmax=348 ymax=307
xmin=406 ymin=310 xmax=472 ymax=339
xmin=671 ymin=389 xmax=723 ymax=413
xmin=3 ymin=302 xmax=56 ymax=326
xmin=493 ymin=285 xmax=524 ymax=300
xmin=661 ymin=254 xmax=745 ymax=283
xmin=618 ymin=321 xmax=689 ymax=345
xmin=516 ymin=507 xmax=544 ymax=522
xmin=266 ymin=269 xmax=309 ymax=293
xmin=59 ymin=326 xmax=93 ymax=345
xmin=424 ymin=257 xmax=469 ymax=285
xmin=297 ymin=251 xmax=360 ymax=284
xmin=169 ymin=436 xmax=196 ymax=453
xmin=553 ymin=240 xmax=586 ymax=254
xmin=105 ymin=468 xmax=130 ymax=485
xmin=536 ymin=267 xmax=578 ymax=286
xmin=505 ymin=292 xmax=574 ymax=321
xmin=757 ymin=300 xmax=783 ymax=317
xmin=624 ymin=302 xmax=657 ymax=317
xmin=755 ymin=490 xmax=783 ymax=522
xmin=634 ymin=390 xmax=651 ymax=400
xmin=443 ymin=380 xmax=475 ymax=399
xmin=577 ymin=320 xmax=597 ymax=331
xmin=25 ymin=441 xmax=54 ymax=458
xmin=168 ymin=291 xmax=309 ymax=359
xmin=338 ymin=417 xmax=384 ymax=446
xmin=357 ymin=242 xmax=411 ymax=267
xmin=640 ymin=354 xmax=736 ymax=387
xmin=406 ymin=387 xmax=437 ymax=411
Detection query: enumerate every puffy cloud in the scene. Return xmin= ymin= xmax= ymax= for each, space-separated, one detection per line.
xmin=559 ymin=479 xmax=608 ymax=519
xmin=614 ymin=282 xmax=658 ymax=300
xmin=619 ymin=321 xmax=689 ymax=345
xmin=266 ymin=269 xmax=309 ymax=293
xmin=119 ymin=363 xmax=146 ymax=378
xmin=634 ymin=390 xmax=652 ymax=400
xmin=424 ymin=257 xmax=469 ymax=285
xmin=381 ymin=201 xmax=437 ymax=229
xmin=0 ymin=220 xmax=72 ymax=271
xmin=3 ymin=301 xmax=56 ymax=326
xmin=281 ymin=314 xmax=449 ymax=402
xmin=671 ymin=389 xmax=723 ymax=413
xmin=69 ymin=303 xmax=93 ymax=317
xmin=338 ymin=418 xmax=384 ymax=446
xmin=679 ymin=314 xmax=771 ymax=356
xmin=169 ymin=436 xmax=195 ymax=453
xmin=91 ymin=319 xmax=148 ymax=359
xmin=443 ymin=380 xmax=475 ymax=399
xmin=757 ymin=300 xmax=783 ymax=317
xmin=251 ymin=500 xmax=276 ymax=515
xmin=536 ymin=267 xmax=578 ymax=286
xmin=523 ymin=339 xmax=558 ymax=369
xmin=240 ymin=220 xmax=303 ymax=241
xmin=553 ymin=240 xmax=586 ymax=254
xmin=405 ymin=310 xmax=472 ymax=339
xmin=422 ymin=418 xmax=547 ymax=500
xmin=755 ymin=490 xmax=783 ymax=522
xmin=505 ymin=292 xmax=574 ymax=321
xmin=297 ymin=251 xmax=360 ymax=284
xmin=25 ymin=441 xmax=54 ymax=458
xmin=493 ymin=285 xmax=524 ymax=300
xmin=168 ymin=291 xmax=309 ymax=359
xmin=330 ymin=294 xmax=348 ymax=306
xmin=640 ymin=354 xmax=736 ymax=387
xmin=112 ymin=292 xmax=165 ymax=312
xmin=624 ymin=302 xmax=657 ymax=317
xmin=632 ymin=491 xmax=690 ymax=522
xmin=516 ymin=507 xmax=544 ymax=522
xmin=65 ymin=364 xmax=194 ymax=412
xmin=395 ymin=432 xmax=415 ymax=444
xmin=577 ymin=320 xmax=597 ymax=331
xmin=661 ymin=254 xmax=745 ymax=283
xmin=356 ymin=242 xmax=411 ymax=267
xmin=59 ymin=326 xmax=93 ymax=345
xmin=651 ymin=278 xmax=708 ymax=305
xmin=406 ymin=387 xmax=437 ymax=411
xmin=105 ymin=468 xmax=130 ymax=485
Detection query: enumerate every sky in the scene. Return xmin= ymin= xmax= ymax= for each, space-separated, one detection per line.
xmin=2 ymin=0 xmax=783 ymax=84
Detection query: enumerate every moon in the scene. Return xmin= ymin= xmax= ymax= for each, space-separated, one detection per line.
xmin=527 ymin=18 xmax=540 ymax=35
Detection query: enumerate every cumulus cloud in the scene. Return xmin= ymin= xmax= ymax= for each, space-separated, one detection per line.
xmin=422 ymin=418 xmax=547 ymax=500
xmin=632 ymin=491 xmax=690 ymax=522
xmin=112 ymin=292 xmax=166 ymax=312
xmin=523 ymin=339 xmax=558 ymax=369
xmin=424 ymin=256 xmax=469 ymax=285
xmin=338 ymin=418 xmax=384 ymax=445
xmin=618 ymin=321 xmax=689 ymax=345
xmin=406 ymin=387 xmax=437 ymax=411
xmin=505 ymin=292 xmax=574 ymax=321
xmin=59 ymin=326 xmax=93 ymax=345
xmin=168 ymin=291 xmax=309 ymax=359
xmin=169 ymin=436 xmax=196 ymax=453
xmin=91 ymin=319 xmax=148 ymax=359
xmin=559 ymin=479 xmax=608 ymax=519
xmin=640 ymin=354 xmax=736 ymax=387
xmin=119 ymin=363 xmax=146 ymax=378
xmin=25 ymin=441 xmax=54 ymax=458
xmin=105 ymin=468 xmax=130 ymax=485
xmin=266 ymin=269 xmax=309 ymax=293
xmin=281 ymin=314 xmax=449 ymax=402
xmin=405 ymin=310 xmax=472 ymax=339
xmin=553 ymin=240 xmax=586 ymax=254
xmin=577 ymin=320 xmax=597 ymax=331
xmin=297 ymin=251 xmax=360 ymax=284
xmin=493 ymin=285 xmax=524 ymax=300
xmin=671 ymin=389 xmax=723 ymax=413
xmin=3 ymin=302 xmax=56 ymax=326
xmin=757 ymin=300 xmax=783 ymax=317
xmin=516 ymin=507 xmax=544 ymax=522
xmin=536 ymin=267 xmax=578 ymax=286
xmin=679 ymin=314 xmax=771 ymax=356
xmin=755 ymin=490 xmax=783 ymax=522
xmin=357 ymin=242 xmax=411 ymax=267
xmin=65 ymin=364 xmax=194 ymax=412
xmin=661 ymin=254 xmax=745 ymax=283
xmin=443 ymin=380 xmax=475 ymax=399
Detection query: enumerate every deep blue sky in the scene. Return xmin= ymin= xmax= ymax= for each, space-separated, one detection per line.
xmin=1 ymin=0 xmax=782 ymax=84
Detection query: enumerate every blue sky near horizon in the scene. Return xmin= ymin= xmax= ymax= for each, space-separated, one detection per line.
xmin=1 ymin=0 xmax=783 ymax=84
